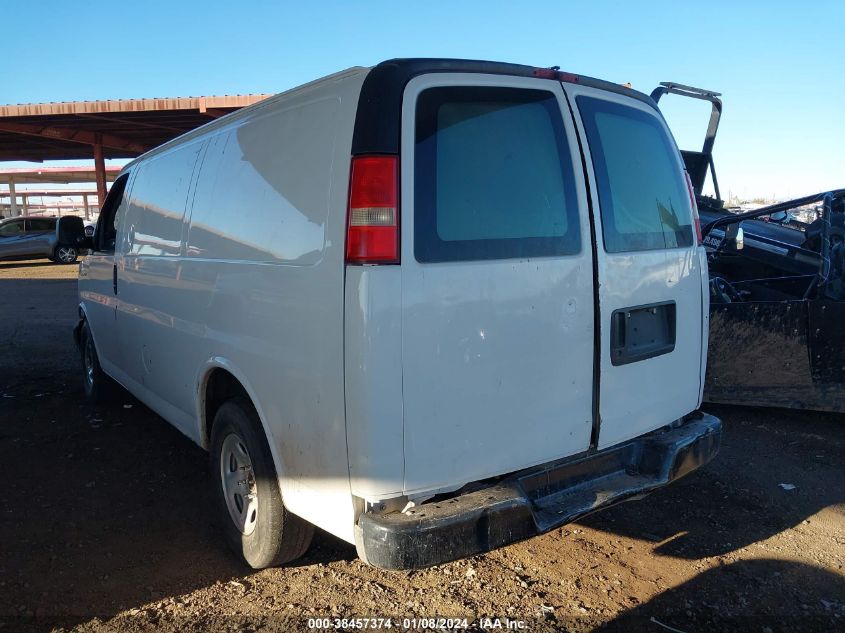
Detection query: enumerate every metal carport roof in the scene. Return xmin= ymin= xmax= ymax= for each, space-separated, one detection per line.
xmin=0 ymin=94 xmax=270 ymax=214
xmin=0 ymin=94 xmax=271 ymax=161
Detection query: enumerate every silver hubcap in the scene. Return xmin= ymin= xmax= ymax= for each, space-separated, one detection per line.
xmin=58 ymin=247 xmax=76 ymax=262
xmin=220 ymin=433 xmax=258 ymax=535
xmin=84 ymin=336 xmax=95 ymax=388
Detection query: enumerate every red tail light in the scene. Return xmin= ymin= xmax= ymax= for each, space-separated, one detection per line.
xmin=346 ymin=155 xmax=399 ymax=264
xmin=684 ymin=170 xmax=702 ymax=245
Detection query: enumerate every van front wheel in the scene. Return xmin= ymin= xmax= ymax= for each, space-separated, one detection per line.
xmin=80 ymin=320 xmax=113 ymax=403
xmin=210 ymin=398 xmax=314 ymax=568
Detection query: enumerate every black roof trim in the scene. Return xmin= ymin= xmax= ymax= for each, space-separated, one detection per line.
xmin=351 ymin=58 xmax=659 ymax=155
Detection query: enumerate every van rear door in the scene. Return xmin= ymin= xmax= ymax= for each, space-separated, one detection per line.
xmin=564 ymin=85 xmax=705 ymax=449
xmin=399 ymin=74 xmax=595 ymax=495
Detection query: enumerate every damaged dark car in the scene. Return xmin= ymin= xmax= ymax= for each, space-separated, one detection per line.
xmin=653 ymin=82 xmax=845 ymax=412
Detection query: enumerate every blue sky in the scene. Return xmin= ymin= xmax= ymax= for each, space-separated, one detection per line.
xmin=4 ymin=0 xmax=843 ymax=200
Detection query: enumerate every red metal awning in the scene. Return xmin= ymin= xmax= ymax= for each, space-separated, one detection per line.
xmin=0 ymin=94 xmax=271 ymax=161
xmin=0 ymin=94 xmax=270 ymax=210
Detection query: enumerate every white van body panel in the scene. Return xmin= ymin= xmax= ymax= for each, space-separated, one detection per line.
xmin=81 ymin=68 xmax=369 ymax=543
xmin=116 ymin=138 xmax=207 ymax=440
xmin=398 ymin=74 xmax=596 ymax=495
xmin=698 ymin=247 xmax=710 ymax=407
xmin=78 ymin=61 xmax=713 ymax=557
xmin=78 ymin=171 xmax=137 ymax=377
xmin=77 ymin=257 xmax=119 ymax=372
xmin=344 ymin=266 xmax=405 ymax=500
xmin=562 ymin=84 xmax=706 ymax=449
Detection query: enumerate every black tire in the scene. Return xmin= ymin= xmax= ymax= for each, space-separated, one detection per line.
xmin=79 ymin=320 xmax=113 ymax=403
xmin=53 ymin=245 xmax=78 ymax=264
xmin=210 ymin=398 xmax=314 ymax=568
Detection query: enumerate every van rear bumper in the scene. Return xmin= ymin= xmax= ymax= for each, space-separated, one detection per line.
xmin=355 ymin=412 xmax=721 ymax=570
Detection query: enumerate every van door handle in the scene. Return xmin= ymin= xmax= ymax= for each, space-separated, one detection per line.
xmin=113 ymin=264 xmax=118 ymax=295
xmin=609 ymin=302 xmax=676 ymax=366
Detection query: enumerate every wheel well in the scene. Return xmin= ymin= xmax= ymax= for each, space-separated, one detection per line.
xmin=203 ymin=368 xmax=250 ymax=448
xmin=73 ymin=309 xmax=86 ymax=349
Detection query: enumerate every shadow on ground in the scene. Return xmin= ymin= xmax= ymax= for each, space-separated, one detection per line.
xmin=2 ymin=268 xmax=843 ymax=632
xmin=0 ymin=382 xmax=357 ymax=630
xmin=599 ymin=558 xmax=845 ymax=632
xmin=0 ymin=272 xmax=359 ymax=629
xmin=575 ymin=404 xmax=844 ymax=561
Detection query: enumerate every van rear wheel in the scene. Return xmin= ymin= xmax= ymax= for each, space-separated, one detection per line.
xmin=210 ymin=398 xmax=314 ymax=568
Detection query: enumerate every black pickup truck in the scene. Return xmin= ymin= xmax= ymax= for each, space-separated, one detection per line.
xmin=653 ymin=82 xmax=845 ymax=412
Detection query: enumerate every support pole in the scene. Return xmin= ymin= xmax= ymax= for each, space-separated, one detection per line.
xmin=21 ymin=194 xmax=27 ymax=216
xmin=83 ymin=194 xmax=90 ymax=220
xmin=93 ymin=139 xmax=107 ymax=206
xmin=8 ymin=178 xmax=17 ymax=217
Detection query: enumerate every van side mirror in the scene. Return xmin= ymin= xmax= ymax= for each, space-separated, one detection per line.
xmin=57 ymin=216 xmax=93 ymax=252
xmin=769 ymin=210 xmax=788 ymax=223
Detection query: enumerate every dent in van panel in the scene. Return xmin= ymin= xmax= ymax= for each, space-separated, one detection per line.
xmin=186 ymin=97 xmax=341 ymax=265
xmin=600 ymin=250 xmax=694 ymax=300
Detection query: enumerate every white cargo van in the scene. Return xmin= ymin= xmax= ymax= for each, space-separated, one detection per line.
xmin=75 ymin=59 xmax=721 ymax=570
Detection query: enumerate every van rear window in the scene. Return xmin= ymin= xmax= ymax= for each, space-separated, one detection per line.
xmin=577 ymin=96 xmax=694 ymax=253
xmin=414 ymin=87 xmax=580 ymax=263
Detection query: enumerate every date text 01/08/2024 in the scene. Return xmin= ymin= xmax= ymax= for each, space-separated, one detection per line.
xmin=306 ymin=617 xmax=528 ymax=630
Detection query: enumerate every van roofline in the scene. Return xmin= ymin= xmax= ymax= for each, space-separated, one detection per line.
xmin=120 ymin=58 xmax=656 ymax=175
xmin=121 ymin=66 xmax=371 ymax=172
xmin=351 ymin=57 xmax=659 ymax=155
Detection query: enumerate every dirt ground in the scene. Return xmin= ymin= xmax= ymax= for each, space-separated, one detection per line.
xmin=1 ymin=259 xmax=843 ymax=633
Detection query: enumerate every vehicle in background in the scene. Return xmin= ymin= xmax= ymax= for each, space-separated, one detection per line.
xmin=0 ymin=215 xmax=85 ymax=264
xmin=652 ymin=82 xmax=845 ymax=412
xmin=75 ymin=59 xmax=721 ymax=571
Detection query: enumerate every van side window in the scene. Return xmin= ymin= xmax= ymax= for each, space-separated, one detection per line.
xmin=187 ymin=98 xmax=340 ymax=264
xmin=95 ymin=174 xmax=130 ymax=253
xmin=576 ymin=97 xmax=694 ymax=253
xmin=414 ymin=87 xmax=581 ymax=263
xmin=126 ymin=143 xmax=202 ymax=257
